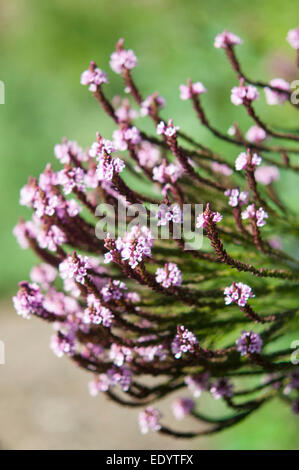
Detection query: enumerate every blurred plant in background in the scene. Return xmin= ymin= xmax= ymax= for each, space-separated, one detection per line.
xmin=12 ymin=26 xmax=299 ymax=441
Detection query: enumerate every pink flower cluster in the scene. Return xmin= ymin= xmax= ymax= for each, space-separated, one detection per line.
xmin=13 ymin=281 xmax=45 ymax=319
xmin=235 ymin=151 xmax=262 ymax=171
xmin=110 ymin=44 xmax=138 ymax=74
xmin=172 ymin=397 xmax=195 ymax=420
xmin=104 ymin=226 xmax=153 ymax=269
xmin=140 ymin=93 xmax=165 ymax=116
xmin=59 ymin=253 xmax=91 ymax=285
xmin=83 ymin=294 xmax=114 ymax=327
xmin=246 ymin=126 xmax=267 ymax=144
xmin=113 ymin=126 xmax=141 ymax=151
xmin=156 ymin=120 xmax=179 ymax=138
xmin=80 ymin=62 xmax=108 ymax=92
xmin=89 ymin=366 xmax=132 ymax=394
xmin=214 ymin=31 xmax=242 ymax=49
xmin=224 ymin=282 xmax=255 ymax=307
xmin=264 ymin=78 xmax=290 ymax=105
xmin=196 ymin=204 xmax=223 ymax=229
xmin=139 ymin=407 xmax=162 ymax=434
xmin=156 ymin=203 xmax=182 ymax=226
xmin=236 ymin=330 xmax=263 ymax=356
xmin=231 ymin=85 xmax=259 ymax=106
xmin=179 ymin=81 xmax=206 ymax=100
xmin=152 ymin=161 xmax=183 ymax=184
xmin=287 ymin=27 xmax=299 ymax=49
xmin=185 ymin=372 xmax=210 ymax=397
xmin=254 ymin=166 xmax=279 ymax=186
xmin=155 ymin=263 xmax=183 ymax=288
xmin=210 ymin=378 xmax=234 ymax=399
xmin=171 ymin=325 xmax=198 ymax=359
xmin=224 ymin=188 xmax=249 ymax=207
xmin=242 ymin=204 xmax=269 ymax=227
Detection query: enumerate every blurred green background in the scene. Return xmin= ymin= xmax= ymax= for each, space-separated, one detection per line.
xmin=0 ymin=0 xmax=298 ymax=449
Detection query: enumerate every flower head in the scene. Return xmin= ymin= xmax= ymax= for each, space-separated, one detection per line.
xmin=242 ymin=204 xmax=268 ymax=227
xmin=224 ymin=188 xmax=248 ymax=207
xmin=171 ymin=325 xmax=198 ymax=359
xmin=287 ymin=27 xmax=299 ymax=49
xmin=155 ymin=263 xmax=183 ymax=288
xmin=235 ymin=151 xmax=262 ymax=171
xmin=214 ymin=31 xmax=242 ymax=49
xmin=246 ymin=126 xmax=267 ymax=144
xmin=140 ymin=93 xmax=165 ymax=116
xmin=139 ymin=407 xmax=162 ymax=434
xmin=80 ymin=62 xmax=108 ymax=92
xmin=231 ymin=85 xmax=259 ymax=106
xmin=110 ymin=39 xmax=137 ymax=74
xmin=179 ymin=81 xmax=206 ymax=100
xmin=59 ymin=253 xmax=91 ymax=285
xmin=156 ymin=120 xmax=179 ymax=138
xmin=254 ymin=166 xmax=279 ymax=186
xmin=172 ymin=397 xmax=195 ymax=420
xmin=224 ymin=282 xmax=255 ymax=307
xmin=264 ymin=79 xmax=290 ymax=105
xmin=13 ymin=281 xmax=45 ymax=319
xmin=210 ymin=378 xmax=234 ymax=399
xmin=236 ymin=330 xmax=263 ymax=356
xmin=185 ymin=372 xmax=210 ymax=397
xmin=196 ymin=204 xmax=223 ymax=229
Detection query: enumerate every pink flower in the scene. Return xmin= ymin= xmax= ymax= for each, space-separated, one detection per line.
xmin=171 ymin=325 xmax=198 ymax=359
xmin=156 ymin=120 xmax=179 ymax=137
xmin=211 ymin=162 xmax=233 ymax=176
xmin=97 ymin=155 xmax=125 ymax=182
xmin=80 ymin=62 xmax=108 ymax=92
xmin=156 ymin=203 xmax=182 ymax=227
xmin=246 ymin=126 xmax=267 ymax=144
xmin=89 ymin=138 xmax=116 ymax=157
xmin=59 ymin=253 xmax=91 ymax=285
xmin=264 ymin=79 xmax=290 ymax=105
xmin=105 ymin=226 xmax=153 ymax=269
xmin=210 ymin=378 xmax=234 ymax=399
xmin=110 ymin=43 xmax=138 ymax=74
xmin=155 ymin=263 xmax=183 ymax=288
xmin=110 ymin=343 xmax=133 ymax=367
xmin=37 ymin=225 xmax=66 ymax=252
xmin=196 ymin=204 xmax=223 ymax=229
xmin=255 ymin=166 xmax=279 ymax=185
xmin=137 ymin=142 xmax=161 ymax=168
xmin=172 ymin=397 xmax=195 ymax=420
xmin=152 ymin=161 xmax=183 ymax=184
xmin=179 ymin=81 xmax=206 ymax=100
xmin=231 ymin=85 xmax=259 ymax=106
xmin=83 ymin=294 xmax=114 ymax=327
xmin=113 ymin=126 xmax=141 ymax=151
xmin=242 ymin=204 xmax=269 ymax=227
xmin=214 ymin=31 xmax=242 ymax=49
xmin=30 ymin=263 xmax=57 ymax=288
xmin=13 ymin=281 xmax=45 ymax=319
xmin=50 ymin=332 xmax=75 ymax=358
xmin=13 ymin=220 xmax=38 ymax=249
xmin=224 ymin=188 xmax=248 ymax=207
xmin=235 ymin=151 xmax=262 ymax=171
xmin=140 ymin=94 xmax=165 ymax=116
xmin=56 ymin=167 xmax=85 ymax=195
xmin=139 ymin=407 xmax=162 ymax=434
xmin=287 ymin=27 xmax=299 ymax=49
xmin=66 ymin=199 xmax=82 ymax=217
xmin=185 ymin=372 xmax=210 ymax=397
xmin=54 ymin=139 xmax=84 ymax=164
xmin=224 ymin=281 xmax=255 ymax=307
xmin=114 ymin=97 xmax=139 ymax=122
xmin=236 ymin=330 xmax=263 ymax=356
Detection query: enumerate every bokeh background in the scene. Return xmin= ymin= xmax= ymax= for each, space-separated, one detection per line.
xmin=0 ymin=0 xmax=298 ymax=449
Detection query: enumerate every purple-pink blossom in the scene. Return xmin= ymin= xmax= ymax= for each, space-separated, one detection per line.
xmin=210 ymin=378 xmax=234 ymax=399
xmin=211 ymin=162 xmax=233 ymax=176
xmin=30 ymin=263 xmax=57 ymax=288
xmin=224 ymin=282 xmax=255 ymax=307
xmin=246 ymin=126 xmax=267 ymax=144
xmin=139 ymin=407 xmax=162 ymax=434
xmin=214 ymin=31 xmax=242 ymax=49
xmin=110 ymin=42 xmax=138 ymax=74
xmin=171 ymin=325 xmax=198 ymax=359
xmin=59 ymin=253 xmax=91 ymax=285
xmin=13 ymin=281 xmax=45 ymax=319
xmin=254 ymin=166 xmax=279 ymax=185
xmin=156 ymin=203 xmax=182 ymax=227
xmin=156 ymin=120 xmax=179 ymax=138
xmin=155 ymin=263 xmax=183 ymax=288
xmin=152 ymin=161 xmax=183 ymax=184
xmin=236 ymin=330 xmax=263 ymax=356
xmin=242 ymin=204 xmax=269 ymax=227
xmin=137 ymin=142 xmax=161 ymax=168
xmin=172 ymin=397 xmax=195 ymax=420
xmin=80 ymin=62 xmax=108 ymax=92
xmin=179 ymin=81 xmax=206 ymax=100
xmin=224 ymin=188 xmax=249 ymax=207
xmin=287 ymin=27 xmax=299 ymax=49
xmin=54 ymin=139 xmax=84 ymax=164
xmin=264 ymin=78 xmax=290 ymax=105
xmin=185 ymin=372 xmax=210 ymax=397
xmin=196 ymin=204 xmax=223 ymax=229
xmin=140 ymin=93 xmax=165 ymax=116
xmin=231 ymin=85 xmax=259 ymax=106
xmin=235 ymin=151 xmax=262 ymax=171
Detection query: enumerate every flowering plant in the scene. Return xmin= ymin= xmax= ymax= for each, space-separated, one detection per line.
xmin=13 ymin=29 xmax=299 ymax=438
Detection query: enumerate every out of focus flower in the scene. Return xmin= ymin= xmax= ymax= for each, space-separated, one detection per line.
xmin=231 ymin=85 xmax=259 ymax=106
xmin=172 ymin=398 xmax=195 ymax=420
xmin=214 ymin=31 xmax=243 ymax=49
xmin=264 ymin=78 xmax=290 ymax=105
xmin=139 ymin=407 xmax=162 ymax=434
xmin=255 ymin=166 xmax=279 ymax=185
xmin=236 ymin=330 xmax=263 ymax=355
